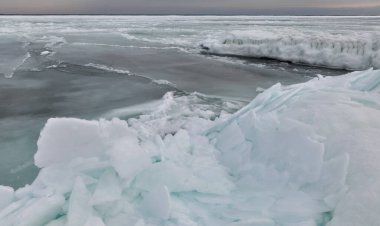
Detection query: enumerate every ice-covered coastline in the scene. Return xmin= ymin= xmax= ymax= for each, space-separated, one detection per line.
xmin=2 ymin=16 xmax=380 ymax=78
xmin=201 ymin=30 xmax=380 ymax=70
xmin=1 ymin=69 xmax=380 ymax=226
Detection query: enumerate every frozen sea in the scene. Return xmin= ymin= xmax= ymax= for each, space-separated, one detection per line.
xmin=0 ymin=16 xmax=380 ymax=226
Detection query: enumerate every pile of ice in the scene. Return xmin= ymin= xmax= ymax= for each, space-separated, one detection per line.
xmin=1 ymin=69 xmax=380 ymax=226
xmin=201 ymin=30 xmax=380 ymax=70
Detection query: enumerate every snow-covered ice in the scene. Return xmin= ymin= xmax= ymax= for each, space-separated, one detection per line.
xmin=40 ymin=51 xmax=50 ymax=56
xmin=1 ymin=69 xmax=380 ymax=225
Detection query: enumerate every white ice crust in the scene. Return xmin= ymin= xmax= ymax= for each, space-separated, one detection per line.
xmin=0 ymin=186 xmax=14 ymax=210
xmin=202 ymin=30 xmax=380 ymax=70
xmin=1 ymin=69 xmax=380 ymax=226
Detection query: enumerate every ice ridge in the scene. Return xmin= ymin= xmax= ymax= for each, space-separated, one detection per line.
xmin=201 ymin=31 xmax=380 ymax=70
xmin=1 ymin=69 xmax=380 ymax=226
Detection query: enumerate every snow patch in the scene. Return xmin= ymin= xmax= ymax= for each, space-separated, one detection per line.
xmin=40 ymin=51 xmax=50 ymax=56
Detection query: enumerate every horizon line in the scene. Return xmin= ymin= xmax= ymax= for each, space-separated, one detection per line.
xmin=0 ymin=13 xmax=379 ymax=16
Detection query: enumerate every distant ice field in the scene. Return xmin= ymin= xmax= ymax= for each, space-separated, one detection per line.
xmin=1 ymin=15 xmax=379 ymax=77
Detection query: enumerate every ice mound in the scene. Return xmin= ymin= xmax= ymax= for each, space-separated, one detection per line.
xmin=1 ymin=69 xmax=380 ymax=226
xmin=209 ymin=68 xmax=380 ymax=226
xmin=201 ymin=30 xmax=380 ymax=70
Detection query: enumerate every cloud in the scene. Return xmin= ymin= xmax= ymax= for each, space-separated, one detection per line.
xmin=0 ymin=0 xmax=379 ymax=15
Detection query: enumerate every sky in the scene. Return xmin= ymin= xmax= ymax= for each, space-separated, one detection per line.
xmin=1 ymin=0 xmax=380 ymax=15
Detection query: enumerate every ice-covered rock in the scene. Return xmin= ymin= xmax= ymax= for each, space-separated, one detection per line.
xmin=1 ymin=69 xmax=380 ymax=226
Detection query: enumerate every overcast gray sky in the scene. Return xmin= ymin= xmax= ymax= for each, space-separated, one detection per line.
xmin=1 ymin=0 xmax=379 ymax=15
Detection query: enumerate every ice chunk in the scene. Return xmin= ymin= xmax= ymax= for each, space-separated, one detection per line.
xmin=0 ymin=186 xmax=14 ymax=210
xmin=134 ymin=219 xmax=146 ymax=226
xmin=328 ymin=181 xmax=380 ymax=226
xmin=35 ymin=118 xmax=137 ymax=168
xmin=91 ymin=170 xmax=122 ymax=205
xmin=227 ymin=217 xmax=275 ymax=226
xmin=303 ymin=154 xmax=349 ymax=204
xmin=215 ymin=120 xmax=245 ymax=152
xmin=14 ymin=195 xmax=64 ymax=226
xmin=66 ymin=177 xmax=92 ymax=226
xmin=84 ymin=216 xmax=106 ymax=226
xmin=45 ymin=217 xmax=66 ymax=226
xmin=236 ymin=110 xmax=257 ymax=141
xmin=218 ymin=140 xmax=252 ymax=173
xmin=35 ymin=118 xmax=106 ymax=168
xmin=271 ymin=191 xmax=328 ymax=222
xmin=134 ymin=160 xmax=233 ymax=195
xmin=40 ymin=51 xmax=50 ymax=56
xmin=141 ymin=185 xmax=171 ymax=220
xmin=108 ymin=138 xmax=151 ymax=181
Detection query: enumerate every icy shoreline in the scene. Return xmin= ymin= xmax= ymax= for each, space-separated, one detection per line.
xmin=201 ymin=31 xmax=380 ymax=70
xmin=1 ymin=69 xmax=380 ymax=226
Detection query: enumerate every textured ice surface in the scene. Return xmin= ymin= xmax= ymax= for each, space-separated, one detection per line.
xmin=0 ymin=186 xmax=14 ymax=210
xmin=201 ymin=30 xmax=380 ymax=70
xmin=0 ymin=35 xmax=31 ymax=78
xmin=1 ymin=16 xmax=379 ymax=74
xmin=1 ymin=69 xmax=380 ymax=226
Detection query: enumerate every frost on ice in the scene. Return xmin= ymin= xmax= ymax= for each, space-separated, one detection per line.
xmin=201 ymin=30 xmax=380 ymax=70
xmin=1 ymin=69 xmax=380 ymax=226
